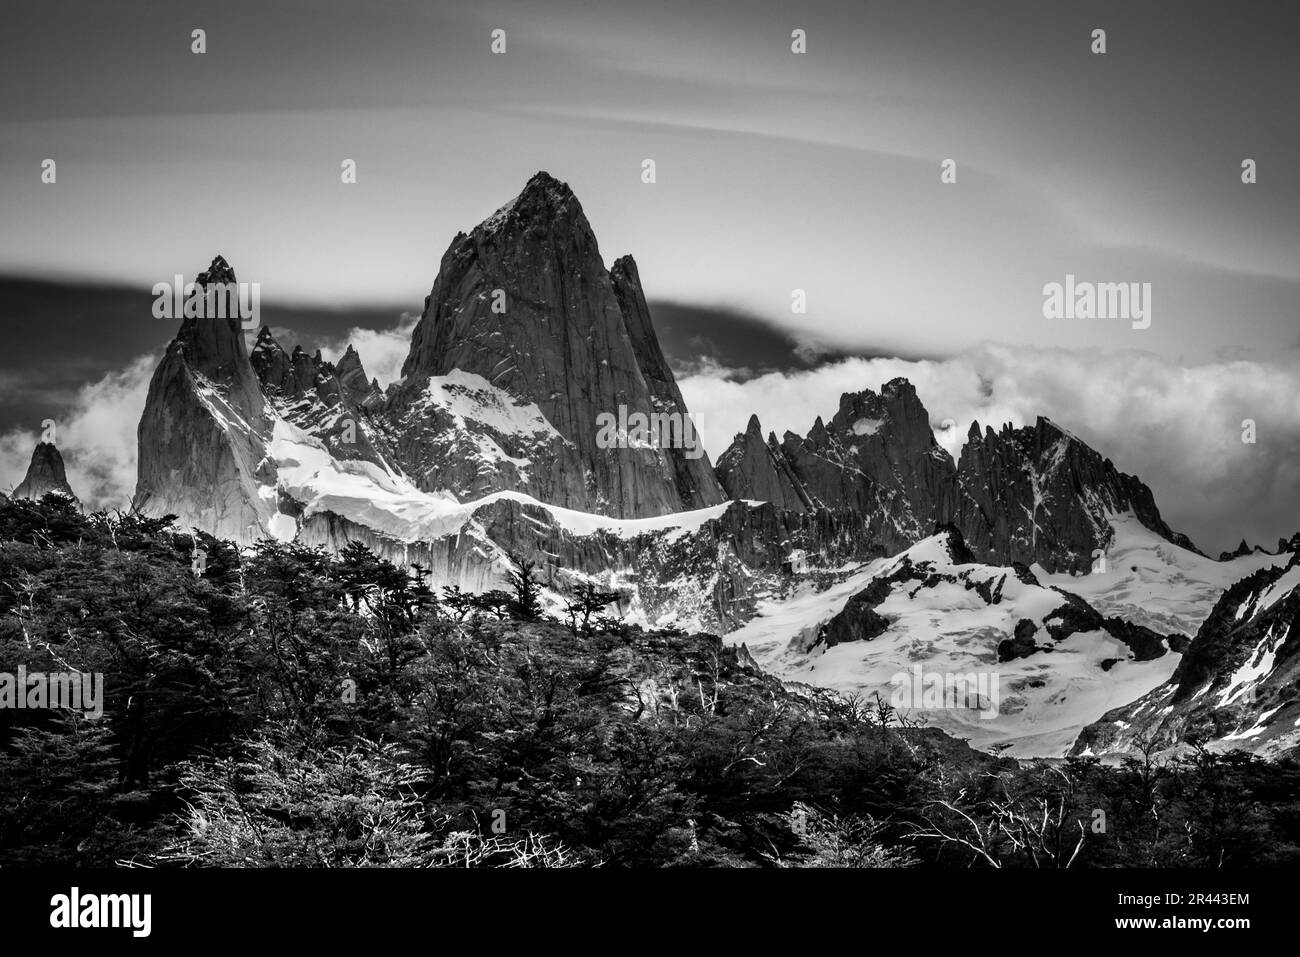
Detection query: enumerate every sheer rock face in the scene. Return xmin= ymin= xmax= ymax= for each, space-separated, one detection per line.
xmin=392 ymin=171 xmax=722 ymax=518
xmin=13 ymin=441 xmax=77 ymax=501
xmin=133 ymin=255 xmax=277 ymax=542
xmin=715 ymin=384 xmax=1197 ymax=573
xmin=1073 ymin=553 xmax=1300 ymax=758
xmin=609 ymin=255 xmax=723 ymax=511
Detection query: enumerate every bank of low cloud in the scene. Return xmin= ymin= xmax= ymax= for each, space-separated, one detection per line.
xmin=679 ymin=344 xmax=1300 ymax=555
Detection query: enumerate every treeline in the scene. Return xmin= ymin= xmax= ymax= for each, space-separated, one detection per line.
xmin=1 ymin=494 xmax=1298 ymax=867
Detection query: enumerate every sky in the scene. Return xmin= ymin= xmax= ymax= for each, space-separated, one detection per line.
xmin=0 ymin=0 xmax=1296 ymax=552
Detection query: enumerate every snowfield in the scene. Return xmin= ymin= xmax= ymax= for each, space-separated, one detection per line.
xmin=1034 ymin=513 xmax=1290 ymax=637
xmin=268 ymin=416 xmax=741 ymax=545
xmin=721 ymin=526 xmax=1239 ymax=757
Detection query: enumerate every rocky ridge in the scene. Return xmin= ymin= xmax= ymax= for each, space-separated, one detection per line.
xmin=1073 ymin=552 xmax=1300 ymax=758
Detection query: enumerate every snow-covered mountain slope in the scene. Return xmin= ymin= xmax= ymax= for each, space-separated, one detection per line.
xmin=265 ymin=412 xmax=763 ymax=628
xmin=1073 ymin=552 xmax=1300 ymax=759
xmin=379 ymin=368 xmax=571 ymax=502
xmin=1034 ymin=512 xmax=1292 ymax=637
xmin=725 ymin=528 xmax=1183 ymax=756
xmin=272 ymin=413 xmax=734 ymax=545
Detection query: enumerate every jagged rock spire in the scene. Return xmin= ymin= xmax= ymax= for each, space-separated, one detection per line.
xmin=13 ymin=441 xmax=77 ymax=502
xmin=134 ymin=255 xmax=276 ymax=542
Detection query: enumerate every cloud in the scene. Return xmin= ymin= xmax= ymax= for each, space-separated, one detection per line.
xmin=319 ymin=313 xmax=419 ymax=389
xmin=0 ymin=353 xmax=156 ymax=509
xmin=678 ymin=344 xmax=1300 ymax=555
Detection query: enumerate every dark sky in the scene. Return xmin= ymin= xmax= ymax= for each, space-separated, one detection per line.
xmin=1 ymin=0 xmax=1296 ymax=358
xmin=0 ymin=276 xmax=405 ymax=433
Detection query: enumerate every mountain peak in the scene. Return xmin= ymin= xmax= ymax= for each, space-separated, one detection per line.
xmin=197 ymin=254 xmax=236 ymax=287
xmin=881 ymin=377 xmax=917 ymax=398
xmin=522 ymin=170 xmax=574 ymax=201
xmin=478 ymin=171 xmax=583 ymax=236
xmin=1035 ymin=416 xmax=1084 ymax=447
xmin=13 ymin=440 xmax=77 ymax=502
xmin=612 ymin=253 xmax=639 ymax=279
xmin=525 ymin=167 xmax=572 ymax=192
xmin=334 ymin=344 xmax=373 ymax=407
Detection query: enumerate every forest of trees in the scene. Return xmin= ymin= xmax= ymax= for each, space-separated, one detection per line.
xmin=2 ymin=493 xmax=1298 ymax=868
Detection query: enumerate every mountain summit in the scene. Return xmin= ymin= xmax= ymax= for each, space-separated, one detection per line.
xmin=13 ymin=440 xmax=77 ymax=502
xmin=393 ymin=171 xmax=723 ymax=517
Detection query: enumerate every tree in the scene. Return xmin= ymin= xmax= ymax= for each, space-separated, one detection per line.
xmin=563 ymin=581 xmax=620 ymax=636
xmin=506 ymin=553 xmax=543 ymax=621
xmin=441 ymin=585 xmax=474 ymax=622
xmin=472 ymin=589 xmax=513 ymax=620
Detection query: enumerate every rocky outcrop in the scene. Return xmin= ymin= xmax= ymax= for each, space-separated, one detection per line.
xmin=1218 ymin=539 xmax=1254 ymax=561
xmin=998 ymin=619 xmax=1043 ymax=662
xmin=1073 ymin=554 xmax=1300 ymax=758
xmin=1041 ymin=588 xmax=1179 ymax=660
xmin=812 ymin=577 xmax=895 ymax=651
xmin=393 ymin=171 xmax=721 ymax=518
xmin=13 ymin=441 xmax=77 ymax=501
